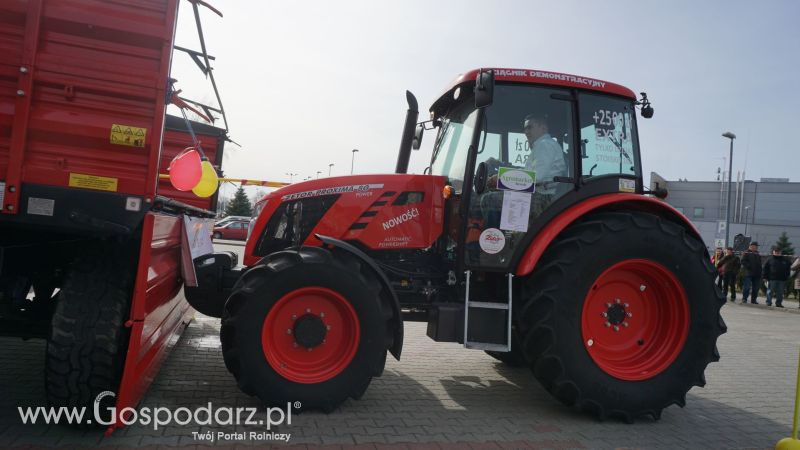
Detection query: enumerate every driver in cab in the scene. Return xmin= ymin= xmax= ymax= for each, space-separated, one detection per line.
xmin=521 ymin=113 xmax=566 ymax=195
xmin=486 ymin=113 xmax=567 ymax=196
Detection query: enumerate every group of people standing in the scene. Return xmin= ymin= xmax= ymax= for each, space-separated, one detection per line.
xmin=713 ymin=242 xmax=800 ymax=308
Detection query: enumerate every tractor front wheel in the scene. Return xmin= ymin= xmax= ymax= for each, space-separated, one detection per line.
xmin=221 ymin=247 xmax=392 ymax=411
xmin=517 ymin=212 xmax=725 ymax=421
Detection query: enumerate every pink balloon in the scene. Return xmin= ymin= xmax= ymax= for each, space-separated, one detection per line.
xmin=168 ymin=147 xmax=202 ymax=191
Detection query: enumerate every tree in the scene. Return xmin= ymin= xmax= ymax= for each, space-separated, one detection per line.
xmin=774 ymin=232 xmax=794 ymax=256
xmin=224 ymin=186 xmax=252 ymax=217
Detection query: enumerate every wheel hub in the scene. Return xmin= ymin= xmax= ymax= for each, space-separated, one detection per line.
xmin=261 ymin=287 xmax=360 ymax=384
xmin=606 ymin=302 xmax=626 ymax=325
xmin=293 ymin=314 xmax=327 ymax=348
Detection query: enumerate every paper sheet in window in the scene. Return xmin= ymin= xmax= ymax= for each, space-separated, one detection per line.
xmin=500 ymin=190 xmax=531 ymax=232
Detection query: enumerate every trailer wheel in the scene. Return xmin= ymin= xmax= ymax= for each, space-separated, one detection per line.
xmin=517 ymin=212 xmax=725 ymax=421
xmin=45 ymin=246 xmax=131 ymax=425
xmin=221 ymin=247 xmax=391 ymax=411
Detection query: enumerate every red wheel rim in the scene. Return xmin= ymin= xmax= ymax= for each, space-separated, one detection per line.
xmin=581 ymin=259 xmax=689 ymax=381
xmin=262 ymin=287 xmax=360 ymax=384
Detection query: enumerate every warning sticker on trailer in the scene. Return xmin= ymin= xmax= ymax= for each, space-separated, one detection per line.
xmin=69 ymin=173 xmax=119 ymax=192
xmin=110 ymin=124 xmax=146 ymax=147
xmin=0 ymin=182 xmax=4 ymax=206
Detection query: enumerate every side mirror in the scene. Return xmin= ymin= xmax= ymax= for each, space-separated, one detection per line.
xmin=474 ymin=161 xmax=488 ymax=194
xmin=474 ymin=69 xmax=494 ymax=109
xmin=638 ymin=92 xmax=654 ymax=119
xmin=412 ymin=124 xmax=424 ymax=150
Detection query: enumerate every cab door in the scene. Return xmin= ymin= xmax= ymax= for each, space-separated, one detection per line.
xmin=460 ymin=85 xmax=576 ymax=271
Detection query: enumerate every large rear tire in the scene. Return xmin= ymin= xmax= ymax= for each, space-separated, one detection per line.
xmin=517 ymin=212 xmax=725 ymax=421
xmin=221 ymin=247 xmax=392 ymax=412
xmin=45 ymin=245 xmax=131 ymax=425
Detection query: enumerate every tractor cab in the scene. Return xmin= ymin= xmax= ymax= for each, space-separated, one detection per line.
xmin=425 ymin=69 xmax=645 ymax=273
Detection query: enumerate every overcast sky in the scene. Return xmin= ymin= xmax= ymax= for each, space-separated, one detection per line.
xmin=168 ymin=0 xmax=799 ymax=195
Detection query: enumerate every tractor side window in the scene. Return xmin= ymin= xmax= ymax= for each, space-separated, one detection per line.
xmin=579 ymin=93 xmax=639 ymax=178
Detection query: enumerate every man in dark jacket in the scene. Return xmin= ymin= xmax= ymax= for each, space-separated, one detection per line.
xmin=716 ymin=247 xmax=741 ymax=302
xmin=763 ymin=246 xmax=791 ymax=307
xmin=740 ymin=242 xmax=762 ymax=304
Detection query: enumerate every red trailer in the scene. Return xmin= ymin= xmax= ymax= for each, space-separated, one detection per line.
xmin=0 ymin=0 xmax=225 ymax=429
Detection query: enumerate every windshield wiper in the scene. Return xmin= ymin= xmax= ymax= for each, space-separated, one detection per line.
xmin=607 ymin=133 xmax=634 ymax=165
xmin=430 ymin=119 xmax=451 ymax=163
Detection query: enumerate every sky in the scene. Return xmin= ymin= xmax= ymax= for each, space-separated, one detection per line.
xmin=167 ymin=0 xmax=800 ymax=198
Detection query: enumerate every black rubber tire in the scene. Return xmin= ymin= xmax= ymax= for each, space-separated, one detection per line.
xmin=517 ymin=212 xmax=726 ymax=422
xmin=45 ymin=245 xmax=131 ymax=426
xmin=221 ymin=246 xmax=393 ymax=412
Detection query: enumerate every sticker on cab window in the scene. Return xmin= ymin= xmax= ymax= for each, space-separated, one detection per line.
xmin=479 ymin=228 xmax=506 ymax=254
xmin=498 ymin=167 xmax=536 ymax=193
xmin=618 ymin=179 xmax=636 ymax=193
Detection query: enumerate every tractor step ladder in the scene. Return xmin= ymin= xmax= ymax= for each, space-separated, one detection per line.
xmin=463 ymin=270 xmax=513 ymax=352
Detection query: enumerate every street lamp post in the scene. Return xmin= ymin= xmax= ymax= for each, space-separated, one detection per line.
xmin=316 ymin=171 xmax=322 ymax=179
xmin=285 ymin=172 xmax=297 ymax=183
xmin=744 ymin=205 xmax=751 ymax=237
xmin=351 ymin=149 xmax=359 ymax=175
xmin=722 ymin=132 xmax=736 ymax=249
xmin=328 ymin=163 xmax=334 ymax=177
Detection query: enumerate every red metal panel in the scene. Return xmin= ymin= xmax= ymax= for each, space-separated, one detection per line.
xmin=3 ymin=0 xmax=42 ymax=214
xmin=514 ymin=193 xmax=702 ymax=277
xmin=0 ymin=0 xmax=179 ymax=213
xmin=113 ymin=211 xmax=193 ymax=432
xmin=243 ymin=174 xmax=448 ymax=267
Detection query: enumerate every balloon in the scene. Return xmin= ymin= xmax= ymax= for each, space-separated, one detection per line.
xmin=192 ymin=160 xmax=219 ymax=198
xmin=168 ymin=147 xmax=202 ymax=191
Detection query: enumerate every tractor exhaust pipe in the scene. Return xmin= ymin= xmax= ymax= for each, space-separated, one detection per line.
xmin=395 ymin=90 xmax=419 ymax=174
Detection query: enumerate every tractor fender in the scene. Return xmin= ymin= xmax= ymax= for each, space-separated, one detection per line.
xmin=315 ymin=234 xmax=404 ymax=360
xmin=516 ymin=193 xmax=702 ymax=277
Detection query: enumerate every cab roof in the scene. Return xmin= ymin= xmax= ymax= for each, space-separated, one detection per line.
xmin=433 ymin=68 xmax=637 ymax=113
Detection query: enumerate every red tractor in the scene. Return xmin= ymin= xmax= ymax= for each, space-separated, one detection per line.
xmin=187 ymin=68 xmax=725 ymax=421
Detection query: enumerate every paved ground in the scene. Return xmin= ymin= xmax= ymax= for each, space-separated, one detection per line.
xmin=0 ymin=242 xmax=797 ymax=449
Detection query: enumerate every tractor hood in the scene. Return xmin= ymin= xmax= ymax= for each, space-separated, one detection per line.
xmin=244 ymin=173 xmax=448 ymax=267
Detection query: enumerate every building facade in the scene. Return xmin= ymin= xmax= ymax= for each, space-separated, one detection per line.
xmin=650 ymin=172 xmax=799 ymax=253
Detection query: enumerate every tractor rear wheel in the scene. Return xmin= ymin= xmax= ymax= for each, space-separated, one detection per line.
xmin=221 ymin=247 xmax=392 ymax=412
xmin=517 ymin=212 xmax=725 ymax=421
xmin=45 ymin=245 xmax=131 ymax=425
